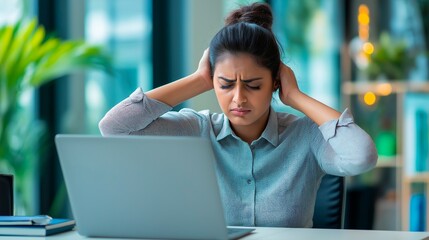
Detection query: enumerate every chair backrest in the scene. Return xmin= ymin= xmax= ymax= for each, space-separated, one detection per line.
xmin=312 ymin=174 xmax=345 ymax=229
xmin=0 ymin=174 xmax=13 ymax=215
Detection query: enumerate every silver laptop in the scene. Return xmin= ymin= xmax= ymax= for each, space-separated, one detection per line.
xmin=55 ymin=134 xmax=254 ymax=240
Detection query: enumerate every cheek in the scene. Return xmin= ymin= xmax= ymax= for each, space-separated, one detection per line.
xmin=215 ymin=88 xmax=232 ymax=112
xmin=214 ymin=88 xmax=229 ymax=107
xmin=255 ymin=90 xmax=274 ymax=106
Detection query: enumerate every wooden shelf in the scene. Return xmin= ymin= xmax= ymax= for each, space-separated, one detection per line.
xmin=404 ymin=172 xmax=429 ymax=183
xmin=342 ymin=81 xmax=429 ymax=95
xmin=342 ymin=78 xmax=429 ymax=230
xmin=376 ymin=156 xmax=400 ymax=168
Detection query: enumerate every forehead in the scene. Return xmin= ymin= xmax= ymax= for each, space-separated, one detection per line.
xmin=214 ymin=52 xmax=271 ymax=76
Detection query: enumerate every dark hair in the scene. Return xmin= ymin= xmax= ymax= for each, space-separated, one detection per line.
xmin=209 ymin=3 xmax=280 ymax=81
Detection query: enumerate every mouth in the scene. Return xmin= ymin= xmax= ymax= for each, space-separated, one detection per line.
xmin=230 ymin=108 xmax=251 ymax=116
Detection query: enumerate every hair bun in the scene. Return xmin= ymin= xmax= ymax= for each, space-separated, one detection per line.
xmin=225 ymin=2 xmax=273 ymax=31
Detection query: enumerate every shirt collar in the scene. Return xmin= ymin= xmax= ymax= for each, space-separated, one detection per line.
xmin=260 ymin=107 xmax=279 ymax=146
xmin=216 ymin=107 xmax=279 ymax=147
xmin=216 ymin=116 xmax=234 ymax=141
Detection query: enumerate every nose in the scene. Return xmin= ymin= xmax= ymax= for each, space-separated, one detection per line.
xmin=232 ymin=85 xmax=247 ymax=105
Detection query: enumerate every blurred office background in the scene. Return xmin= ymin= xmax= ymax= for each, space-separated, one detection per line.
xmin=0 ymin=0 xmax=428 ymax=231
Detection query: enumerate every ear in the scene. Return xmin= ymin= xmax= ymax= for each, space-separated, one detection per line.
xmin=273 ymin=79 xmax=280 ymax=91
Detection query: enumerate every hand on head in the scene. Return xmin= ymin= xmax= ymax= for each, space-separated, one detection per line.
xmin=195 ymin=48 xmax=214 ymax=91
xmin=278 ymin=63 xmax=300 ymax=107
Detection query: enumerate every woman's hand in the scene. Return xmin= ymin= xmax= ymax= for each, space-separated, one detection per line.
xmin=277 ymin=62 xmax=341 ymax=125
xmin=195 ymin=48 xmax=213 ymax=91
xmin=278 ymin=63 xmax=300 ymax=108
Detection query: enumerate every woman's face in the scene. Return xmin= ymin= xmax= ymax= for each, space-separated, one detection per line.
xmin=213 ymin=52 xmax=275 ymax=134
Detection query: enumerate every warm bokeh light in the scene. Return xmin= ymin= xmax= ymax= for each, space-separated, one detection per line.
xmin=376 ymin=83 xmax=393 ymax=96
xmin=359 ymin=28 xmax=369 ymax=40
xmin=358 ymin=13 xmax=370 ymax=25
xmin=364 ymin=92 xmax=377 ymax=105
xmin=363 ymin=42 xmax=374 ymax=55
xmin=359 ymin=5 xmax=369 ymax=14
xmin=358 ymin=4 xmax=370 ymax=41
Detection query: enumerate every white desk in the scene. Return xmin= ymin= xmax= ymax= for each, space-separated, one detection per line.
xmin=1 ymin=228 xmax=428 ymax=240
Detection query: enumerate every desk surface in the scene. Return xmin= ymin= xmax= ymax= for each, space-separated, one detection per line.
xmin=1 ymin=228 xmax=428 ymax=240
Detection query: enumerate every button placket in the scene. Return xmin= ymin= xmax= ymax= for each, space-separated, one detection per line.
xmin=249 ymin=143 xmax=256 ymax=226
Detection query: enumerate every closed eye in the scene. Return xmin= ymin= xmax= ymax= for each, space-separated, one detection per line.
xmin=247 ymin=85 xmax=260 ymax=90
xmin=220 ymin=84 xmax=233 ymax=89
xmin=220 ymin=84 xmax=260 ymax=90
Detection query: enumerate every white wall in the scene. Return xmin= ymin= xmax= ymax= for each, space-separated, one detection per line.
xmin=185 ymin=0 xmax=223 ymax=112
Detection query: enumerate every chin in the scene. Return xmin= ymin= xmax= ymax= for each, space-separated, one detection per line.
xmin=227 ymin=116 xmax=253 ymax=127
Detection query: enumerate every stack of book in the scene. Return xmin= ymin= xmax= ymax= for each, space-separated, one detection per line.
xmin=0 ymin=215 xmax=75 ymax=236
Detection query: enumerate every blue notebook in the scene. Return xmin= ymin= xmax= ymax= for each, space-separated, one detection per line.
xmin=410 ymin=193 xmax=426 ymax=231
xmin=0 ymin=218 xmax=75 ymax=236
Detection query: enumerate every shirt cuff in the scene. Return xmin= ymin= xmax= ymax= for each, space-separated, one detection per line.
xmin=129 ymin=87 xmax=145 ymax=103
xmin=318 ymin=108 xmax=354 ymax=140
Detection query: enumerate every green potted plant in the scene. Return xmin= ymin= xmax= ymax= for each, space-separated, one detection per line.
xmin=0 ymin=19 xmax=112 ymax=214
xmin=366 ymin=32 xmax=416 ymax=81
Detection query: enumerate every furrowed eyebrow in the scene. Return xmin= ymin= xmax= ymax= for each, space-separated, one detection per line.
xmin=218 ymin=76 xmax=262 ymax=83
xmin=242 ymin=78 xmax=262 ymax=83
xmin=218 ymin=77 xmax=235 ymax=83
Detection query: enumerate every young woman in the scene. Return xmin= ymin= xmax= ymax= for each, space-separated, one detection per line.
xmin=99 ymin=3 xmax=377 ymax=228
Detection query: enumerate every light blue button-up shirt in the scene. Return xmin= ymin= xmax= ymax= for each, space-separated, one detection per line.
xmin=99 ymin=88 xmax=378 ymax=227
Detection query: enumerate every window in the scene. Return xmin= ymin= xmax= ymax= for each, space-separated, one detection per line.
xmin=271 ymin=0 xmax=342 ymax=114
xmin=0 ymin=0 xmax=38 ymax=215
xmin=85 ymin=0 xmax=152 ymax=133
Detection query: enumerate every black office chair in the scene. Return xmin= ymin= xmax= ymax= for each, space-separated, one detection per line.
xmin=312 ymin=174 xmax=345 ymax=229
xmin=0 ymin=174 xmax=14 ymax=215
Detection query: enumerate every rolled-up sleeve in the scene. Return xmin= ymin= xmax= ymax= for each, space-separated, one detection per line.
xmin=99 ymin=87 xmax=195 ymax=136
xmin=313 ymin=108 xmax=378 ymax=176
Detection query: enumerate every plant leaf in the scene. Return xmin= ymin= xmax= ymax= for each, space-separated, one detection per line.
xmin=0 ymin=26 xmax=14 ymax=66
